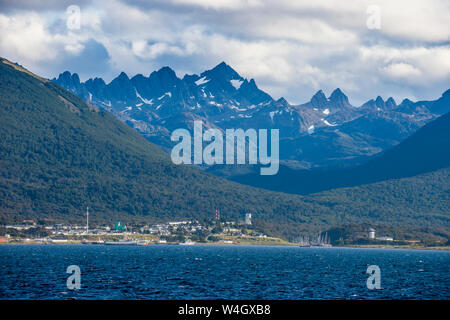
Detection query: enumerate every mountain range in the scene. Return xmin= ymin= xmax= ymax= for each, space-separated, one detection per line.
xmin=232 ymin=110 xmax=450 ymax=194
xmin=53 ymin=62 xmax=450 ymax=170
xmin=1 ymin=57 xmax=448 ymax=242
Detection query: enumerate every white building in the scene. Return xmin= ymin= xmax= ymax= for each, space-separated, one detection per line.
xmin=368 ymin=228 xmax=376 ymax=239
xmin=245 ymin=213 xmax=252 ymax=225
xmin=376 ymin=236 xmax=393 ymax=241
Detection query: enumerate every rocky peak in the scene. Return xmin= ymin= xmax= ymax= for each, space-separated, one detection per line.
xmin=375 ymin=96 xmax=385 ymax=109
xmin=385 ymin=97 xmax=397 ymax=109
xmin=310 ymin=90 xmax=328 ymax=108
xmin=329 ymin=88 xmax=350 ymax=108
xmin=201 ymin=61 xmax=242 ymax=81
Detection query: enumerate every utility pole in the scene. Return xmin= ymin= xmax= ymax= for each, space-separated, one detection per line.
xmin=86 ymin=206 xmax=89 ymax=234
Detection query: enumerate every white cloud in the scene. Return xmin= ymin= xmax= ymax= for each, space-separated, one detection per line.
xmin=244 ymin=17 xmax=358 ymax=45
xmin=1 ymin=0 xmax=449 ymax=104
xmin=382 ymin=62 xmax=422 ymax=79
xmin=0 ymin=13 xmax=60 ymax=62
xmin=361 ymin=45 xmax=450 ymax=84
xmin=131 ymin=41 xmax=185 ymax=59
xmin=376 ymin=0 xmax=450 ymax=42
xmin=170 ymin=0 xmax=262 ymax=10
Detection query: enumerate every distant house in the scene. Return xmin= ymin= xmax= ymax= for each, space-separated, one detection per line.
xmin=368 ymin=228 xmax=376 ymax=239
xmin=376 ymin=236 xmax=394 ymax=241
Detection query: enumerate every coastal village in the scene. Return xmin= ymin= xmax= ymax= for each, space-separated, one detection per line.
xmin=0 ymin=210 xmax=410 ymax=247
xmin=0 ymin=214 xmax=445 ymax=248
xmin=0 ymin=213 xmax=295 ymax=246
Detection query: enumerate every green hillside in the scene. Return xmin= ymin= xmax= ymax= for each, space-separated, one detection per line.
xmin=0 ymin=57 xmax=448 ymax=241
xmin=0 ymin=57 xmax=322 ymax=232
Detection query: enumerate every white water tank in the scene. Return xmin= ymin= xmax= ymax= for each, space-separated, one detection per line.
xmin=245 ymin=213 xmax=252 ymax=225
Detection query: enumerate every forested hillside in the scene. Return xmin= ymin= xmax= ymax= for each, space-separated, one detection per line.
xmin=0 ymin=57 xmax=448 ymax=241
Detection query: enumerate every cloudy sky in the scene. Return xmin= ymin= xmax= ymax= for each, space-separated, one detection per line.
xmin=1 ymin=0 xmax=449 ymax=105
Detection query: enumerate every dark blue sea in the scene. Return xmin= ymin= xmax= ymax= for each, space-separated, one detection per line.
xmin=0 ymin=245 xmax=449 ymax=299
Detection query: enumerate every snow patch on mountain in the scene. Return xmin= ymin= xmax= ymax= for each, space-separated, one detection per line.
xmin=229 ymin=105 xmax=247 ymax=112
xmin=195 ymin=77 xmax=209 ymax=86
xmin=230 ymin=79 xmax=243 ymax=90
xmin=322 ymin=119 xmax=337 ymax=126
xmin=269 ymin=111 xmax=276 ymax=122
xmin=209 ymin=101 xmax=222 ymax=107
xmin=121 ymin=106 xmax=132 ymax=113
xmin=158 ymin=92 xmax=172 ymax=100
xmin=135 ymin=89 xmax=153 ymax=104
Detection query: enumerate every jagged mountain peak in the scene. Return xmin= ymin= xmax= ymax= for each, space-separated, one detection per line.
xmin=113 ymin=71 xmax=130 ymax=83
xmin=277 ymin=97 xmax=289 ymax=105
xmin=329 ymin=88 xmax=345 ymax=98
xmin=361 ymin=96 xmax=397 ymax=110
xmin=53 ymin=71 xmax=85 ymax=96
xmin=310 ymin=90 xmax=328 ymax=108
xmin=247 ymin=78 xmax=257 ymax=87
xmin=155 ymin=66 xmax=177 ymax=77
xmin=329 ymin=88 xmax=351 ymax=108
xmin=60 ymin=70 xmax=74 ymax=77
xmin=89 ymin=77 xmax=106 ymax=86
xmin=386 ymin=97 xmax=395 ymax=103
xmin=144 ymin=66 xmax=180 ymax=95
xmin=201 ymin=61 xmax=242 ymax=81
xmin=147 ymin=66 xmax=179 ymax=85
xmin=375 ymin=96 xmax=385 ymax=108
xmin=239 ymin=78 xmax=259 ymax=92
xmin=385 ymin=97 xmax=397 ymax=109
xmin=313 ymin=89 xmax=326 ymax=96
xmin=210 ymin=61 xmax=229 ymax=71
xmin=237 ymin=78 xmax=273 ymax=105
xmin=400 ymin=98 xmax=414 ymax=106
xmin=212 ymin=61 xmax=234 ymax=73
xmin=56 ymin=71 xmax=80 ymax=83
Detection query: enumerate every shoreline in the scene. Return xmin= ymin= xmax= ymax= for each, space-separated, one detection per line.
xmin=1 ymin=241 xmax=449 ymax=251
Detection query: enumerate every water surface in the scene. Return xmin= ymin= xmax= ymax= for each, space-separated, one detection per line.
xmin=0 ymin=245 xmax=448 ymax=299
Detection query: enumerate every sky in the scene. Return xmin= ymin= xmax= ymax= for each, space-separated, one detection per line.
xmin=0 ymin=0 xmax=449 ymax=105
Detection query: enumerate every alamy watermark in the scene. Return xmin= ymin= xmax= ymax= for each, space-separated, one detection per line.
xmin=366 ymin=5 xmax=381 ymax=30
xmin=366 ymin=265 xmax=381 ymax=289
xmin=170 ymin=121 xmax=279 ymax=175
xmin=66 ymin=5 xmax=81 ymax=30
xmin=62 ymin=263 xmax=382 ymax=293
xmin=66 ymin=265 xmax=81 ymax=290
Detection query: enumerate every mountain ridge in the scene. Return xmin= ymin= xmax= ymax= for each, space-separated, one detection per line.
xmin=53 ymin=62 xmax=449 ymax=170
xmin=1 ymin=57 xmax=449 ymax=241
xmin=229 ymin=110 xmax=450 ymax=195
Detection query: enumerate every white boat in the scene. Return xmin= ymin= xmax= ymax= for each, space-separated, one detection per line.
xmin=179 ymin=239 xmax=195 ymax=245
xmin=50 ymin=239 xmax=68 ymax=243
xmin=104 ymin=240 xmax=137 ymax=245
